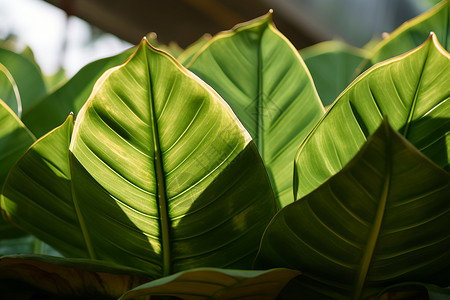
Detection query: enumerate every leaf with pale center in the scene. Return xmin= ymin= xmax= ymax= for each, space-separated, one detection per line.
xmin=295 ymin=33 xmax=450 ymax=199
xmin=1 ymin=39 xmax=277 ymax=279
xmin=187 ymin=13 xmax=324 ymax=207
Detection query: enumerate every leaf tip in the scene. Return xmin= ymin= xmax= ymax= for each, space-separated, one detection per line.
xmin=267 ymin=9 xmax=274 ymax=22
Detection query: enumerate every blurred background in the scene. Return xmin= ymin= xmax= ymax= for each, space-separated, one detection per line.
xmin=0 ymin=0 xmax=442 ymax=77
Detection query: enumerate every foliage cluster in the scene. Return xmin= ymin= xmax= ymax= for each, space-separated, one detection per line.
xmin=0 ymin=1 xmax=449 ymax=299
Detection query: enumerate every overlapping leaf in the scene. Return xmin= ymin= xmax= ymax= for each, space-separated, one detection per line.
xmin=187 ymin=12 xmax=324 ymax=207
xmin=257 ymin=120 xmax=450 ymax=299
xmin=300 ymin=41 xmax=367 ymax=107
xmin=1 ymin=39 xmax=277 ymax=279
xmin=0 ymin=100 xmax=35 ymax=239
xmin=22 ymin=48 xmax=135 ymax=137
xmin=120 ymin=268 xmax=299 ymax=300
xmin=294 ymin=33 xmax=450 ymax=198
xmin=358 ymin=0 xmax=449 ymax=72
xmin=0 ymin=48 xmax=47 ymax=116
xmin=178 ymin=33 xmax=212 ymax=66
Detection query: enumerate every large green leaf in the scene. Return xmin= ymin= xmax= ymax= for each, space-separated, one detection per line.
xmin=294 ymin=33 xmax=450 ymax=199
xmin=0 ymin=254 xmax=150 ymax=299
xmin=0 ymin=48 xmax=47 ymax=116
xmin=187 ymin=13 xmax=324 ymax=207
xmin=0 ymin=100 xmax=35 ymax=239
xmin=358 ymin=0 xmax=449 ymax=72
xmin=21 ymin=48 xmax=135 ymax=138
xmin=300 ymin=41 xmax=367 ymax=107
xmin=120 ymin=268 xmax=299 ymax=300
xmin=257 ymin=120 xmax=450 ymax=299
xmin=1 ymin=39 xmax=277 ymax=278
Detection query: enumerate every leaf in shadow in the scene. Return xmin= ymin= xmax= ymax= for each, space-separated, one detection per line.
xmin=258 ymin=119 xmax=450 ymax=299
xmin=120 ymin=267 xmax=299 ymax=300
xmin=0 ymin=254 xmax=151 ymax=299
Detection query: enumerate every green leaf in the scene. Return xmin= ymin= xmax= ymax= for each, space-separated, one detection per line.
xmin=21 ymin=47 xmax=135 ymax=138
xmin=0 ymin=236 xmax=35 ymax=255
xmin=1 ymin=115 xmax=78 ymax=253
xmin=300 ymin=40 xmax=368 ymax=107
xmin=294 ymin=33 xmax=450 ymax=199
xmin=0 ymin=254 xmax=150 ymax=299
xmin=0 ymin=98 xmax=35 ymax=197
xmin=257 ymin=120 xmax=450 ymax=299
xmin=0 ymin=48 xmax=47 ymax=116
xmin=177 ymin=33 xmax=212 ymax=66
xmin=374 ymin=282 xmax=450 ymax=300
xmin=1 ymin=39 xmax=277 ymax=278
xmin=358 ymin=0 xmax=449 ymax=72
xmin=187 ymin=13 xmax=324 ymax=207
xmin=120 ymin=267 xmax=300 ymax=300
xmin=0 ymin=235 xmax=61 ymax=256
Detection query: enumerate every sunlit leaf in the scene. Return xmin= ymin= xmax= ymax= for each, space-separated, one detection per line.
xmin=21 ymin=48 xmax=135 ymax=137
xmin=1 ymin=39 xmax=277 ymax=279
xmin=188 ymin=12 xmax=324 ymax=207
xmin=294 ymin=33 xmax=449 ymax=198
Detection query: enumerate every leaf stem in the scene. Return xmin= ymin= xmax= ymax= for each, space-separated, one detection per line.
xmin=144 ymin=44 xmax=172 ymax=277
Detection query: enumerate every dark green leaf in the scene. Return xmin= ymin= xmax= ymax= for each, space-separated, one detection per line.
xmin=120 ymin=267 xmax=299 ymax=300
xmin=358 ymin=0 xmax=449 ymax=72
xmin=0 ymin=48 xmax=47 ymax=116
xmin=300 ymin=40 xmax=367 ymax=107
xmin=258 ymin=120 xmax=450 ymax=299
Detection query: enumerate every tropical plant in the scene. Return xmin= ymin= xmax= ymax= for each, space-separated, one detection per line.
xmin=0 ymin=1 xmax=448 ymax=299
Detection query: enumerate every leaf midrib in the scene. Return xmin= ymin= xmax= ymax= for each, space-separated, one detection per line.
xmin=353 ymin=123 xmax=391 ymax=300
xmin=144 ymin=45 xmax=172 ymax=277
xmin=402 ymin=36 xmax=431 ymax=138
xmin=255 ymin=25 xmax=265 ymax=156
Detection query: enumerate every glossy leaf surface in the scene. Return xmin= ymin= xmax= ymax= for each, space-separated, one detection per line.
xmin=188 ymin=13 xmax=324 ymax=207
xmin=0 ymin=254 xmax=150 ymax=299
xmin=300 ymin=41 xmax=367 ymax=107
xmin=21 ymin=48 xmax=134 ymax=137
xmin=0 ymin=48 xmax=47 ymax=116
xmin=295 ymin=33 xmax=450 ymax=198
xmin=2 ymin=39 xmax=277 ymax=279
xmin=0 ymin=100 xmax=35 ymax=239
xmin=358 ymin=0 xmax=449 ymax=72
xmin=121 ymin=267 xmax=299 ymax=300
xmin=258 ymin=120 xmax=450 ymax=299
